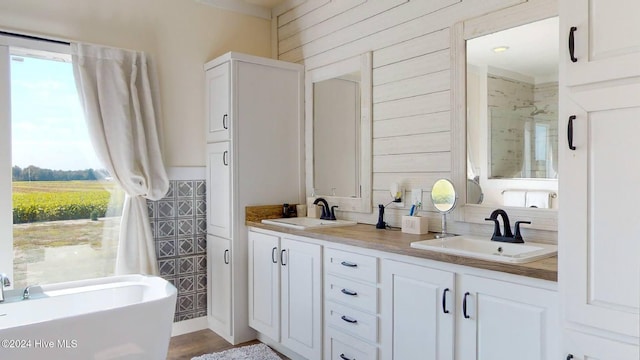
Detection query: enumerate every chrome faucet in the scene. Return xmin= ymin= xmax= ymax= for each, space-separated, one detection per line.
xmin=23 ymin=285 xmax=34 ymax=300
xmin=0 ymin=273 xmax=11 ymax=303
xmin=484 ymin=209 xmax=531 ymax=243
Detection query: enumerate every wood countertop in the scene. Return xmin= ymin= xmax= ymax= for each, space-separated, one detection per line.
xmin=247 ymin=222 xmax=557 ymax=282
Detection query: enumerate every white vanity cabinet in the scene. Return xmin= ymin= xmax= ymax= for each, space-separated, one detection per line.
xmin=380 ymin=260 xmax=454 ymax=360
xmin=251 ymin=228 xmax=559 ymax=360
xmin=456 ymin=274 xmax=560 ymax=360
xmin=324 ymin=248 xmax=380 ymax=360
xmin=248 ymin=230 xmax=323 ymax=360
xmin=560 ymin=1 xmax=640 ymax=356
xmin=380 ymin=260 xmax=558 ymax=360
xmin=562 ymin=0 xmax=640 ymax=86
xmin=248 ymin=231 xmax=279 ymax=340
xmin=205 ymin=52 xmax=303 ymax=344
xmin=281 ymin=237 xmax=323 ymax=360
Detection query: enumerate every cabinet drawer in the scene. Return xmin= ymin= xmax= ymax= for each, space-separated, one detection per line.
xmin=326 ymin=328 xmax=377 ymax=360
xmin=564 ymin=330 xmax=639 ymax=360
xmin=326 ymin=301 xmax=378 ymax=343
xmin=325 ymin=248 xmax=377 ymax=284
xmin=325 ymin=274 xmax=377 ymax=314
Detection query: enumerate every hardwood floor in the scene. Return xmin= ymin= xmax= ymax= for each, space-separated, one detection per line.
xmin=166 ymin=330 xmax=260 ymax=360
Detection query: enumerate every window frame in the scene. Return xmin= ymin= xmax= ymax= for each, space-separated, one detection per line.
xmin=0 ymin=35 xmax=72 ymax=288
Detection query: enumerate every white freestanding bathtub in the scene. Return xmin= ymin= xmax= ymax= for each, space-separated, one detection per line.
xmin=0 ymin=275 xmax=177 ymax=360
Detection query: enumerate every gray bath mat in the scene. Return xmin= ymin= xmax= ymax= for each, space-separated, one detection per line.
xmin=191 ymin=343 xmax=282 ymax=360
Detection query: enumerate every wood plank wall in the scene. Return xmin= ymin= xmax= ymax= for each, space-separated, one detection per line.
xmin=274 ymin=0 xmax=556 ymax=242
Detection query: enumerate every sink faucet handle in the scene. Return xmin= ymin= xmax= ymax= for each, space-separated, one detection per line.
xmin=513 ymin=221 xmax=532 ymax=243
xmin=484 ymin=218 xmax=502 ymax=239
xmin=330 ymin=205 xmax=338 ymax=220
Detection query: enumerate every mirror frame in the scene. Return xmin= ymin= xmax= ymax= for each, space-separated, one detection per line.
xmin=451 ymin=0 xmax=558 ymax=231
xmin=305 ymin=52 xmax=373 ymax=213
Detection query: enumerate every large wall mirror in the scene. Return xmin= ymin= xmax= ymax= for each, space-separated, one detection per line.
xmin=452 ymin=1 xmax=558 ymax=231
xmin=305 ymin=52 xmax=372 ymax=213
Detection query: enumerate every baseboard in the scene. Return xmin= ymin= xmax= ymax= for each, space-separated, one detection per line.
xmin=256 ymin=333 xmax=306 ymax=360
xmin=172 ymin=316 xmax=209 ymax=337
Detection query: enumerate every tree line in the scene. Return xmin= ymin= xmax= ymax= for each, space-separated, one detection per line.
xmin=12 ymin=165 xmax=109 ymax=181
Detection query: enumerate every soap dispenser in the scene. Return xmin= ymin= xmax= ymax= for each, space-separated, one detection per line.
xmin=376 ymin=204 xmax=386 ymax=229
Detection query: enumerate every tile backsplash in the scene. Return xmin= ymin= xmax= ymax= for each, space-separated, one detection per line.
xmin=147 ymin=179 xmax=207 ymax=322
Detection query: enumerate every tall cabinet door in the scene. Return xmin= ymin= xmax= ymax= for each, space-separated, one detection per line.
xmin=206 ymin=142 xmax=231 ymax=239
xmin=381 ymin=260 xmax=455 ymax=360
xmin=280 ymin=237 xmax=322 ymax=360
xmin=457 ymin=275 xmax=559 ymax=360
xmin=560 ymin=82 xmax=640 ymax=338
xmin=248 ymin=231 xmax=280 ymax=341
xmin=208 ymin=234 xmax=231 ymax=335
xmin=562 ymin=0 xmax=640 ymax=86
xmin=205 ymin=62 xmax=230 ymax=142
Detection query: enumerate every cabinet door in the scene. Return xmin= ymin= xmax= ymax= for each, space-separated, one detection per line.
xmin=562 ymin=0 xmax=640 ymax=86
xmin=457 ymin=275 xmax=559 ymax=360
xmin=381 ymin=259 xmax=455 ymax=360
xmin=206 ymin=142 xmax=231 ymax=239
xmin=248 ymin=231 xmax=280 ymax=340
xmin=560 ymin=83 xmax=640 ymax=337
xmin=280 ymin=237 xmax=322 ymax=360
xmin=208 ymin=234 xmax=231 ymax=336
xmin=564 ymin=330 xmax=639 ymax=360
xmin=205 ymin=62 xmax=230 ymax=142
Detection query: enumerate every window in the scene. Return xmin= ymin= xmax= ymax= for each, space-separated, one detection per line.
xmin=0 ymin=36 xmax=123 ymax=289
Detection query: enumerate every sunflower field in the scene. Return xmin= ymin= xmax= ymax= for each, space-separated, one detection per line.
xmin=12 ymin=181 xmax=124 ymax=224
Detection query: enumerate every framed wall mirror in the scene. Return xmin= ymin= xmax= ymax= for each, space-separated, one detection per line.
xmin=451 ymin=1 xmax=558 ymax=231
xmin=305 ymin=52 xmax=372 ymax=213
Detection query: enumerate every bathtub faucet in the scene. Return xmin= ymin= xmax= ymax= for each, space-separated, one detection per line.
xmin=0 ymin=273 xmax=11 ymax=302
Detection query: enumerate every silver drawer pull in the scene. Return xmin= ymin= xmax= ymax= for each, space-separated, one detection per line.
xmin=340 ymin=261 xmax=358 ymax=268
xmin=341 ymin=315 xmax=358 ymax=324
xmin=341 ymin=288 xmax=358 ymax=296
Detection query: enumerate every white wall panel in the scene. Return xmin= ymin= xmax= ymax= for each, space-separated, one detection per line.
xmin=374 ymin=70 xmax=450 ymax=103
xmin=279 ymin=0 xmax=366 ymax=49
xmin=277 ymin=0 xmax=528 ymax=226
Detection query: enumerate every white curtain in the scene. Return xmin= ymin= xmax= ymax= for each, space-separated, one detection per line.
xmin=71 ymin=43 xmax=169 ymax=275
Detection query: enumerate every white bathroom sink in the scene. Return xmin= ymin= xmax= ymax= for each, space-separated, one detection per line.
xmin=410 ymin=235 xmax=557 ymax=264
xmin=261 ymin=217 xmax=357 ymax=230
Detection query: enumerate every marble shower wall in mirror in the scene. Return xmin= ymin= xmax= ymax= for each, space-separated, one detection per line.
xmin=487 ymin=71 xmax=558 ymax=179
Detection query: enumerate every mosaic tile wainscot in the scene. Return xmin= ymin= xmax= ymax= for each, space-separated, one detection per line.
xmin=147 ymin=180 xmax=207 ymax=322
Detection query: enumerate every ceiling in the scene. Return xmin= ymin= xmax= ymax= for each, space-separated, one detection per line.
xmin=241 ymin=0 xmax=287 ymax=7
xmin=195 ymin=0 xmax=289 ymax=19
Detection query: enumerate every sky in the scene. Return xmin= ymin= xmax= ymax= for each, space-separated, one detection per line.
xmin=10 ymin=54 xmax=101 ymax=171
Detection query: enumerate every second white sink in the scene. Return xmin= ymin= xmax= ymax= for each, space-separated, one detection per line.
xmin=261 ymin=217 xmax=357 ymax=230
xmin=410 ymin=235 xmax=557 ymax=264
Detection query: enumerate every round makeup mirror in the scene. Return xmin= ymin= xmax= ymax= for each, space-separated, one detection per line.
xmin=431 ymin=179 xmax=457 ymax=238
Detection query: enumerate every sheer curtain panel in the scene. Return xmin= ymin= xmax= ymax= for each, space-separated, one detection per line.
xmin=71 ymin=43 xmax=169 ymax=275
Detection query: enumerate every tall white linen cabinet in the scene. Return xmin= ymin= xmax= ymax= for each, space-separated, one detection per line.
xmin=204 ymin=52 xmax=304 ymax=344
xmin=559 ymin=0 xmax=640 ymax=358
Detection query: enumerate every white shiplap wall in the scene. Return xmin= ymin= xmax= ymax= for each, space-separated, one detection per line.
xmin=275 ymin=0 xmax=557 ymax=242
